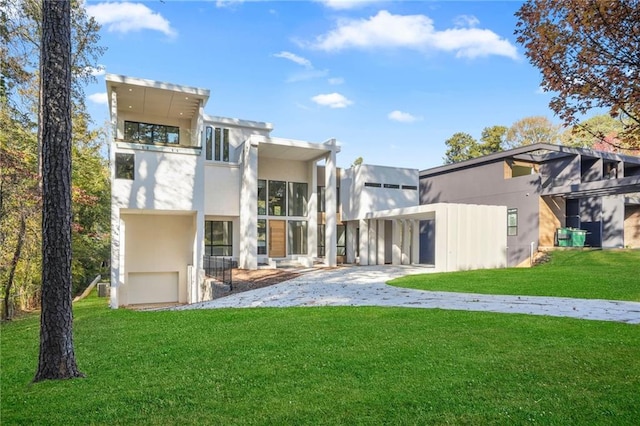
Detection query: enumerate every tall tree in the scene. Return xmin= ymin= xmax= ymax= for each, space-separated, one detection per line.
xmin=443 ymin=132 xmax=479 ymax=164
xmin=33 ymin=0 xmax=83 ymax=382
xmin=561 ymin=114 xmax=626 ymax=150
xmin=478 ymin=125 xmax=507 ymax=155
xmin=505 ymin=116 xmax=560 ymax=149
xmin=515 ymin=0 xmax=640 ymax=149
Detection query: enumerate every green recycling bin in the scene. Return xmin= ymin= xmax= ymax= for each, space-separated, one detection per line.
xmin=557 ymin=228 xmax=571 ymax=247
xmin=571 ymin=229 xmax=587 ymax=247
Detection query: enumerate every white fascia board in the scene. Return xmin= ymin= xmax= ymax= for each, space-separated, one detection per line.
xmin=105 ymin=74 xmax=210 ymax=100
xmin=203 ymin=114 xmax=273 ymax=132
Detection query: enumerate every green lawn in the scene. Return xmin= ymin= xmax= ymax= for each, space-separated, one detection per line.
xmin=2 ymin=292 xmax=639 ymax=424
xmin=389 ymin=250 xmax=640 ymax=301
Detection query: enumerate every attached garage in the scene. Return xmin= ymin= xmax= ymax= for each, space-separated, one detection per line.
xmin=119 ymin=212 xmax=195 ymax=306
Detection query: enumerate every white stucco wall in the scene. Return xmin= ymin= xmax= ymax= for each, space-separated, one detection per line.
xmin=204 ymin=163 xmax=241 ymax=216
xmin=342 ymin=164 xmax=419 ymax=221
xmin=258 ymin=157 xmax=310 ymax=182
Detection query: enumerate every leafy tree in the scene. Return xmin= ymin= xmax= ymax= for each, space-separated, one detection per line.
xmin=33 ymin=0 xmax=83 ymax=381
xmin=561 ymin=114 xmax=624 ymax=150
xmin=351 ymin=156 xmax=363 ymax=167
xmin=443 ymin=132 xmax=479 ymax=164
xmin=478 ymin=125 xmax=507 ymax=155
xmin=515 ymin=0 xmax=640 ymax=149
xmin=505 ymin=116 xmax=560 ymax=149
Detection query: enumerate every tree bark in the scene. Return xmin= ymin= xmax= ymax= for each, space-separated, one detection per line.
xmin=34 ymin=0 xmax=83 ymax=382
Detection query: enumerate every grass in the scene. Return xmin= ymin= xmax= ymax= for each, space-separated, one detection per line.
xmin=389 ymin=250 xmax=640 ymax=301
xmin=2 ymin=290 xmax=639 ymax=424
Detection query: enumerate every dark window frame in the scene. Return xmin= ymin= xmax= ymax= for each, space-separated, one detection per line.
xmin=205 ymin=220 xmax=233 ymax=256
xmin=507 ymin=208 xmax=518 ymax=236
xmin=124 ymin=120 xmax=179 ymax=145
xmin=115 ymin=153 xmax=134 ymax=180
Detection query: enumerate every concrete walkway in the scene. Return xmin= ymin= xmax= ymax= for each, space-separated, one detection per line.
xmin=177 ymin=265 xmax=640 ymax=324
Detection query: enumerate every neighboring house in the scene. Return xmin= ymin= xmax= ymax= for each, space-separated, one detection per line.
xmin=108 ymin=74 xmax=507 ymax=307
xmin=419 ymin=143 xmax=640 ymax=266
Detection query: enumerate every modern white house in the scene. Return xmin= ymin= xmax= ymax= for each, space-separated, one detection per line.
xmin=108 ymin=74 xmax=508 ymax=307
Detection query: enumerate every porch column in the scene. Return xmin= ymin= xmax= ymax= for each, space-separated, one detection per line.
xmin=402 ymin=220 xmax=411 ymax=265
xmin=359 ymin=219 xmax=369 ymax=265
xmin=392 ymin=219 xmax=402 ymax=265
xmin=110 ymin=208 xmax=122 ymax=308
xmin=307 ymin=161 xmax=318 ymax=258
xmin=411 ymin=219 xmax=420 ymax=264
xmin=324 ymin=142 xmax=337 ymax=267
xmin=239 ymin=139 xmax=258 ymax=269
xmin=377 ymin=220 xmax=385 ymax=265
xmin=368 ymin=219 xmax=377 ymax=265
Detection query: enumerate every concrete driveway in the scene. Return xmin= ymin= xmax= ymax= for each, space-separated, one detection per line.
xmin=177 ymin=265 xmax=640 ymax=324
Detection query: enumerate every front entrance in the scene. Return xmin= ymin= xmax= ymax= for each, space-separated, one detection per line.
xmin=269 ymin=220 xmax=286 ymax=257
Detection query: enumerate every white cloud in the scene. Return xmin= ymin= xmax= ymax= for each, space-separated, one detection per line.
xmin=316 ymin=0 xmax=380 ymax=10
xmin=388 ymin=110 xmax=421 ymax=123
xmin=453 ymin=14 xmax=480 ymax=28
xmin=88 ymin=92 xmax=108 ymax=105
xmin=311 ymin=92 xmax=353 ymax=108
xmin=328 ymin=77 xmax=344 ymax=85
xmin=306 ymin=10 xmax=518 ymax=60
xmin=274 ymin=51 xmax=313 ymax=69
xmin=216 ymin=0 xmax=245 ymax=8
xmin=86 ymin=2 xmax=177 ymax=37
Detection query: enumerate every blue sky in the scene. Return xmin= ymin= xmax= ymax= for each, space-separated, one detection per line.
xmin=83 ymin=0 xmax=558 ymax=170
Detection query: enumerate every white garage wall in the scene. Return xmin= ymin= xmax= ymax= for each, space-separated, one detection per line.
xmin=120 ymin=213 xmax=195 ymax=306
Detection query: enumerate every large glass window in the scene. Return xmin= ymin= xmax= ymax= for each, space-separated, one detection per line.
xmin=317 ymin=225 xmax=325 ymax=257
xmin=507 ymin=208 xmax=518 ymax=236
xmin=268 ymin=180 xmax=286 ymax=216
xmin=124 ymin=120 xmax=179 ymax=145
xmin=205 ymin=221 xmax=233 ymax=256
xmin=288 ymin=182 xmax=308 ymax=217
xmin=337 ymin=224 xmax=346 ymax=256
xmin=257 ymin=219 xmax=267 ymax=255
xmin=214 ymin=128 xmax=221 ymax=161
xmin=288 ymin=220 xmax=307 ymax=255
xmin=223 ymin=128 xmax=230 ymax=162
xmin=258 ymin=179 xmax=267 ymax=215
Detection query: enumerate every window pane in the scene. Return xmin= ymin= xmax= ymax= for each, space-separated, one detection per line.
xmin=258 ymin=179 xmax=267 ymax=215
xmin=139 ymin=123 xmax=154 ymax=144
xmin=214 ymin=128 xmax=221 ymax=161
xmin=205 ymin=221 xmax=233 ymax=256
xmin=205 ymin=127 xmax=213 ymax=160
xmin=223 ymin=128 xmax=229 ymax=162
xmin=153 ymin=124 xmax=167 ymax=144
xmin=115 ymin=153 xmax=134 ymax=180
xmin=337 ymin=224 xmax=346 ymax=256
xmin=268 ymin=180 xmax=286 ymax=216
xmin=317 ymin=186 xmax=326 ymax=212
xmin=317 ymin=225 xmax=325 ymax=257
xmin=258 ymin=219 xmax=266 ymax=255
xmin=288 ymin=182 xmax=308 ymax=216
xmin=507 ymin=208 xmax=518 ymax=236
xmin=166 ymin=126 xmax=180 ymax=144
xmin=288 ymin=220 xmax=307 ymax=255
xmin=124 ymin=121 xmax=139 ymax=141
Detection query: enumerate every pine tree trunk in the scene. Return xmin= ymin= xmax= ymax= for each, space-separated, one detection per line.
xmin=33 ymin=0 xmax=83 ymax=382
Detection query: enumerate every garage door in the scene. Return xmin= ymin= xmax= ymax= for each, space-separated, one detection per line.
xmin=128 ymin=272 xmax=179 ymax=305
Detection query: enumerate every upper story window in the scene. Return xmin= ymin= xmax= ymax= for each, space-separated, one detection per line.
xmin=504 ymin=160 xmax=538 ymax=179
xmin=317 ymin=185 xmax=340 ymax=213
xmin=115 ymin=153 xmax=134 ymax=180
xmin=124 ymin=121 xmax=179 ymax=145
xmin=205 ymin=126 xmax=230 ymax=162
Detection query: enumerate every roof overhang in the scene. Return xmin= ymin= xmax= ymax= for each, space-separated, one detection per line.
xmin=106 ymin=74 xmax=210 ymax=121
xmin=541 ymin=175 xmax=640 ymax=199
xmin=250 ymin=136 xmax=341 ymax=162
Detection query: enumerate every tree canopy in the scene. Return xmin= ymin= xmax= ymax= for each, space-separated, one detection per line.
xmin=515 ymin=0 xmax=640 ymax=149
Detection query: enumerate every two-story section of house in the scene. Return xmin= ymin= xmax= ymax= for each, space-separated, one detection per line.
xmin=108 ymin=74 xmax=340 ymax=308
xmin=419 ymin=143 xmax=640 ymax=267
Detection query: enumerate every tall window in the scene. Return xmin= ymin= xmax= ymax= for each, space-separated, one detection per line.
xmin=205 ymin=221 xmax=233 ymax=256
xmin=257 ymin=219 xmax=267 ymax=255
xmin=214 ymin=128 xmax=221 ymax=161
xmin=317 ymin=186 xmax=326 ymax=212
xmin=507 ymin=208 xmax=518 ymax=236
xmin=288 ymin=220 xmax=307 ymax=255
xmin=269 ymin=180 xmax=286 ymax=216
xmin=258 ymin=179 xmax=267 ymax=215
xmin=317 ymin=225 xmax=325 ymax=257
xmin=205 ymin=126 xmax=213 ymax=160
xmin=337 ymin=224 xmax=346 ymax=256
xmin=288 ymin=182 xmax=308 ymax=216
xmin=124 ymin=121 xmax=179 ymax=145
xmin=223 ymin=128 xmax=229 ymax=162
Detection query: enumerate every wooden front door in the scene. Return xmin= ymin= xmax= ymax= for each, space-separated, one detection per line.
xmin=269 ymin=220 xmax=286 ymax=257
